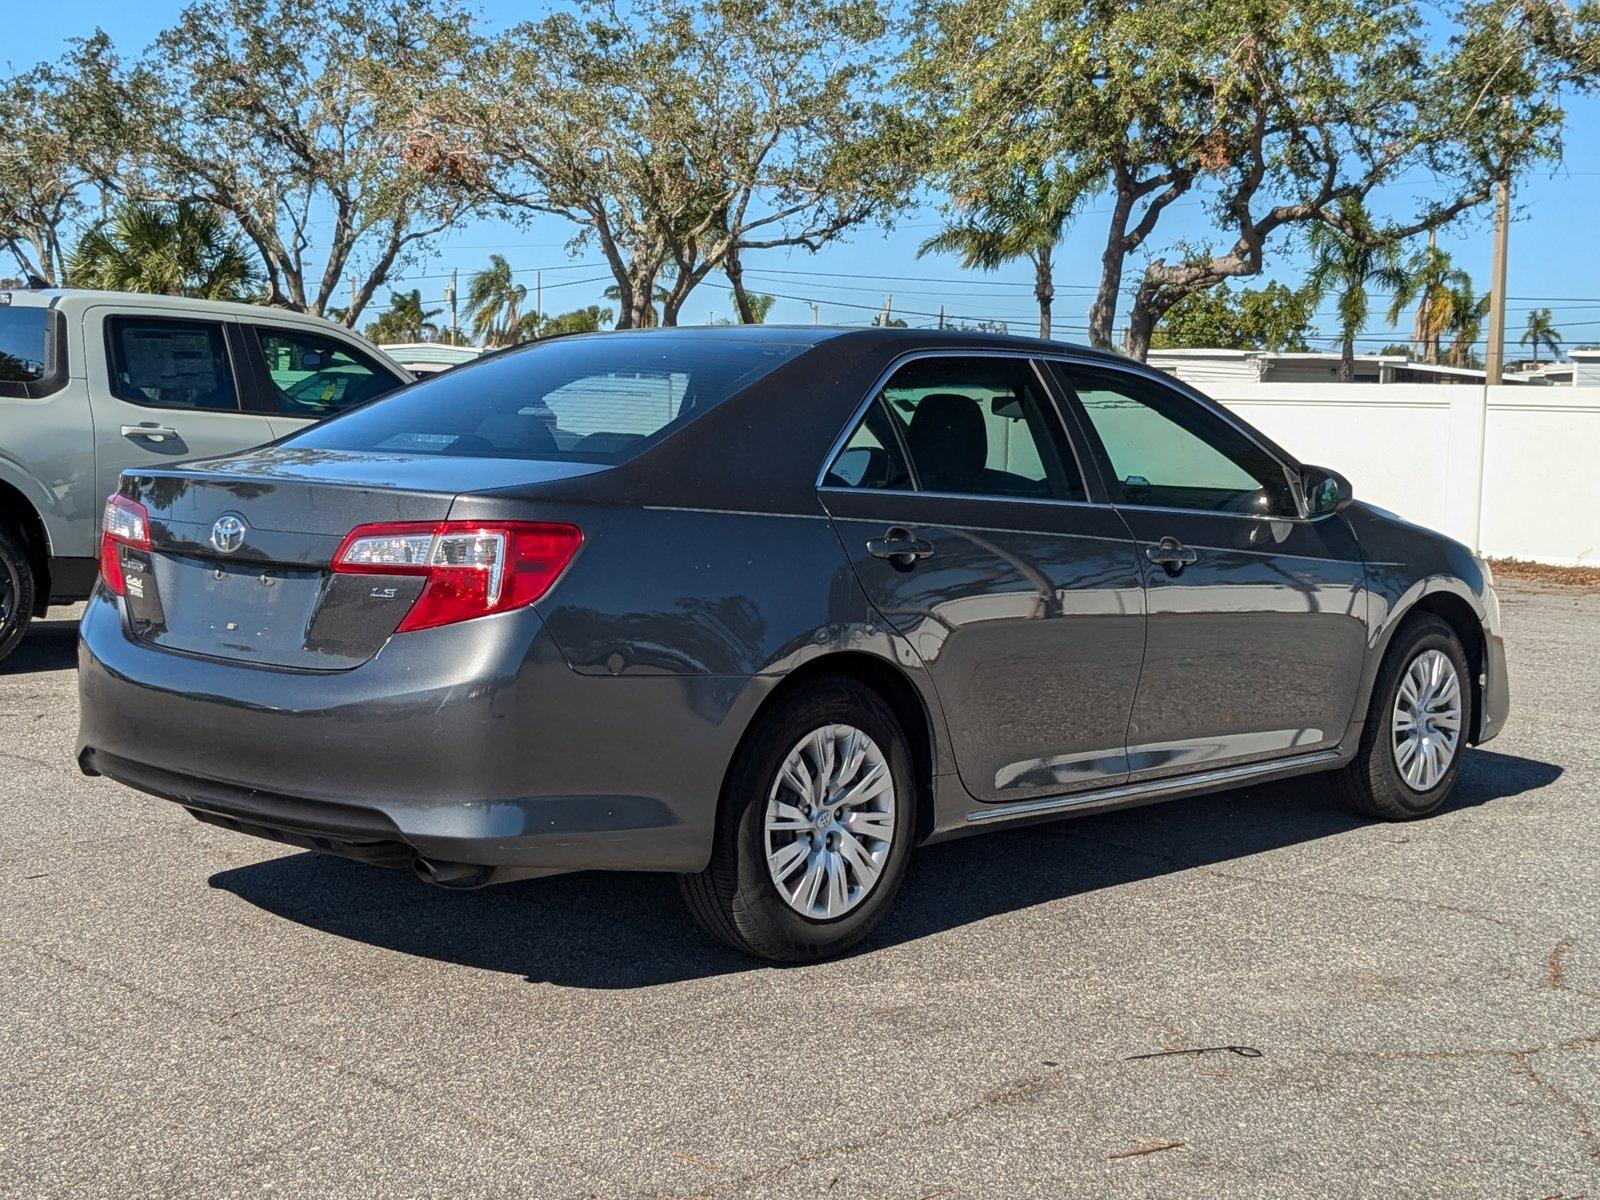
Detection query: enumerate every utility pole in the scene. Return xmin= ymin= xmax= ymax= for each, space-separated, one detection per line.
xmin=808 ymin=301 xmax=819 ymax=325
xmin=446 ymin=268 xmax=458 ymax=345
xmin=1484 ymin=179 xmax=1511 ymax=385
xmin=937 ymin=304 xmax=945 ymax=330
xmin=535 ymin=269 xmax=542 ymax=339
xmin=877 ymin=295 xmax=893 ymax=327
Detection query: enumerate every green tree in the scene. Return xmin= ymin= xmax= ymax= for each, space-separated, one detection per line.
xmin=1446 ymin=283 xmax=1491 ymax=368
xmin=515 ymin=305 xmax=615 ymax=339
xmin=1152 ymin=282 xmax=1316 ymax=353
xmin=68 ymin=200 xmax=260 ymax=300
xmin=465 ymin=256 xmax=527 ymax=346
xmin=365 ymin=289 xmax=442 ymax=344
xmin=906 ymin=0 xmax=1596 ymax=359
xmin=430 ymin=0 xmax=916 ymax=328
xmin=730 ymin=291 xmax=777 ymax=324
xmin=1304 ymin=201 xmax=1409 ymax=380
xmin=602 ymin=283 xmax=670 ymax=329
xmin=103 ymin=0 xmax=484 ymax=323
xmin=1385 ymin=239 xmax=1473 ymax=364
xmin=0 ymin=34 xmax=130 ymax=284
xmin=1521 ymin=307 xmax=1562 ymax=366
xmin=917 ymin=171 xmax=1075 ymax=339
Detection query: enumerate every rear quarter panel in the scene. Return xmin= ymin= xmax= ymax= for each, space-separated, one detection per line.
xmin=0 ymin=378 xmax=96 ymax=560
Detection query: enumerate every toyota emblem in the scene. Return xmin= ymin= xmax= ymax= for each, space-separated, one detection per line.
xmin=210 ymin=513 xmax=248 ymax=554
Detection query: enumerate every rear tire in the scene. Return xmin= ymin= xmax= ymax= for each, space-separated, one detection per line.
xmin=0 ymin=526 xmax=36 ymax=666
xmin=679 ymin=677 xmax=916 ymax=962
xmin=1331 ymin=613 xmax=1472 ymax=820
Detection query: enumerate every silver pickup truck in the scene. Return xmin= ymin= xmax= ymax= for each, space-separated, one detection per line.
xmin=0 ymin=288 xmax=411 ymax=662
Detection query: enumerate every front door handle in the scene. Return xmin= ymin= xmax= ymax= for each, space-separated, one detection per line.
xmin=866 ymin=527 xmax=934 ymax=566
xmin=1145 ymin=536 xmax=1198 ymax=574
xmin=121 ymin=424 xmax=180 ymax=443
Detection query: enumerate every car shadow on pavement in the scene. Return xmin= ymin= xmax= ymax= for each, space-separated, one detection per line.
xmin=208 ymin=748 xmax=1560 ymax=989
xmin=0 ymin=615 xmax=81 ymax=675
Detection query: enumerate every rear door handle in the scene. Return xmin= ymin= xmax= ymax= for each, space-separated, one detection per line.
xmin=1145 ymin=536 xmax=1198 ymax=573
xmin=121 ymin=424 xmax=180 ymax=443
xmin=866 ymin=527 xmax=934 ymax=564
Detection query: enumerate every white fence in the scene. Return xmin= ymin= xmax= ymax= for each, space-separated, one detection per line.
xmin=1203 ymin=383 xmax=1600 ymax=566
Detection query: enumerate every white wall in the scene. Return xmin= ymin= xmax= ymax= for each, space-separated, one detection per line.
xmin=1202 ymin=382 xmax=1600 ymax=566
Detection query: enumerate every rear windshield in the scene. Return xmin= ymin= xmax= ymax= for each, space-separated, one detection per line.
xmin=285 ymin=334 xmax=814 ymax=464
xmin=0 ymin=307 xmax=52 ymax=383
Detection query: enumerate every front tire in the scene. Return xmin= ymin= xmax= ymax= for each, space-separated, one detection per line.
xmin=0 ymin=526 xmax=36 ymax=666
xmin=679 ymin=678 xmax=916 ymax=962
xmin=1332 ymin=613 xmax=1472 ymax=820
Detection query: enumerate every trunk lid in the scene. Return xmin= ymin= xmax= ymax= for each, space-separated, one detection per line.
xmin=118 ymin=447 xmax=599 ymax=670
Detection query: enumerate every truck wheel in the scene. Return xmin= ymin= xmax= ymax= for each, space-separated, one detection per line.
xmin=1332 ymin=613 xmax=1472 ymax=820
xmin=679 ymin=678 xmax=915 ymax=962
xmin=0 ymin=526 xmax=36 ymax=665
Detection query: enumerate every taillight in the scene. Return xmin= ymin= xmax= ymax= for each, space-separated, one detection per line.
xmin=99 ymin=494 xmax=151 ymax=597
xmin=332 ymin=521 xmax=582 ymax=633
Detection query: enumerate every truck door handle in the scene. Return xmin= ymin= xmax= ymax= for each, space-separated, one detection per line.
xmin=1145 ymin=536 xmax=1198 ymax=574
xmin=866 ymin=527 xmax=934 ymax=565
xmin=121 ymin=424 xmax=180 ymax=443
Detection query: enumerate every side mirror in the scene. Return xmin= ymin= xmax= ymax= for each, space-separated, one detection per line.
xmin=1301 ymin=464 xmax=1353 ymax=516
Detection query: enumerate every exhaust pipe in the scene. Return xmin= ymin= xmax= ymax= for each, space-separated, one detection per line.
xmin=412 ymin=856 xmax=566 ymax=890
xmin=412 ymin=857 xmax=497 ymax=889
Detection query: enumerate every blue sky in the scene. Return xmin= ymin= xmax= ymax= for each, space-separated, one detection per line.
xmin=12 ymin=0 xmax=1600 ymax=350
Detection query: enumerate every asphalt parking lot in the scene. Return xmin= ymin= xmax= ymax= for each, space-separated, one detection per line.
xmin=3 ymin=584 xmax=1597 ymax=1198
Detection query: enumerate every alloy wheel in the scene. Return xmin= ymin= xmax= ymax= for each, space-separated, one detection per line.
xmin=763 ymin=723 xmax=896 ymax=920
xmin=1391 ymin=648 xmax=1463 ymax=792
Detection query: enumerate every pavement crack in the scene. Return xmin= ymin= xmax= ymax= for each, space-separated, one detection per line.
xmin=1511 ymin=1050 xmax=1600 ymax=1163
xmin=688 ymin=1066 xmax=1064 ymax=1197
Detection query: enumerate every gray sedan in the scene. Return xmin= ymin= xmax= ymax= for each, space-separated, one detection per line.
xmin=76 ymin=327 xmax=1510 ymax=961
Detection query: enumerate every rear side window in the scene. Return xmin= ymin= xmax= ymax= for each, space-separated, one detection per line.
xmin=822 ymin=399 xmax=911 ymax=489
xmin=826 ymin=356 xmax=1084 ymax=501
xmin=107 ymin=317 xmax=239 ymax=411
xmin=0 ymin=308 xmax=52 ymax=384
xmin=287 ymin=334 xmax=814 ymax=464
xmin=255 ymin=326 xmax=402 ymax=416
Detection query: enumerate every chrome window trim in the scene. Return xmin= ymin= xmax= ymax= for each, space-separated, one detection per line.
xmin=813 ymin=348 xmax=1093 ymax=504
xmin=817 ymin=484 xmax=1113 ymax=514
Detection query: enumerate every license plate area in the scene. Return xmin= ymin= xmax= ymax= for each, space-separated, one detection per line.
xmin=139 ymin=554 xmax=329 ymax=664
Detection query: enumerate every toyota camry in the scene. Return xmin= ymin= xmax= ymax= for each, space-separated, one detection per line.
xmin=77 ymin=327 xmax=1510 ymax=961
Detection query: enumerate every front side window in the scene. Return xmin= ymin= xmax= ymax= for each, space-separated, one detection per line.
xmin=1061 ymin=368 xmax=1296 ymax=516
xmin=288 ymin=334 xmax=815 ymax=464
xmin=871 ymin=357 xmax=1083 ymax=500
xmin=107 ymin=318 xmax=239 ymax=411
xmin=256 ymin=327 xmax=402 ymax=416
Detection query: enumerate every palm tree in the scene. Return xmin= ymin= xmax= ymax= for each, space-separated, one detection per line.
xmin=1521 ymin=308 xmax=1562 ymax=367
xmin=1446 ymin=284 xmax=1491 ymax=369
xmin=728 ymin=290 xmax=776 ymax=324
xmin=68 ymin=201 xmax=259 ymax=301
xmin=918 ymin=172 xmax=1075 ymax=340
xmin=1304 ymin=202 xmax=1407 ymax=381
xmin=365 ymin=289 xmax=442 ymax=344
xmin=1384 ymin=235 xmax=1471 ymax=365
xmin=465 ymin=255 xmax=527 ymax=346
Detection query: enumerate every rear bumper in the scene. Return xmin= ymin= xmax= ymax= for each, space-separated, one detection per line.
xmin=77 ymin=591 xmax=765 ymax=873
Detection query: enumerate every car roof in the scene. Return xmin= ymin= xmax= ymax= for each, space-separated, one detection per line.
xmin=492 ymin=322 xmax=1131 ymax=363
xmin=1 ymin=287 xmax=406 ymax=371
